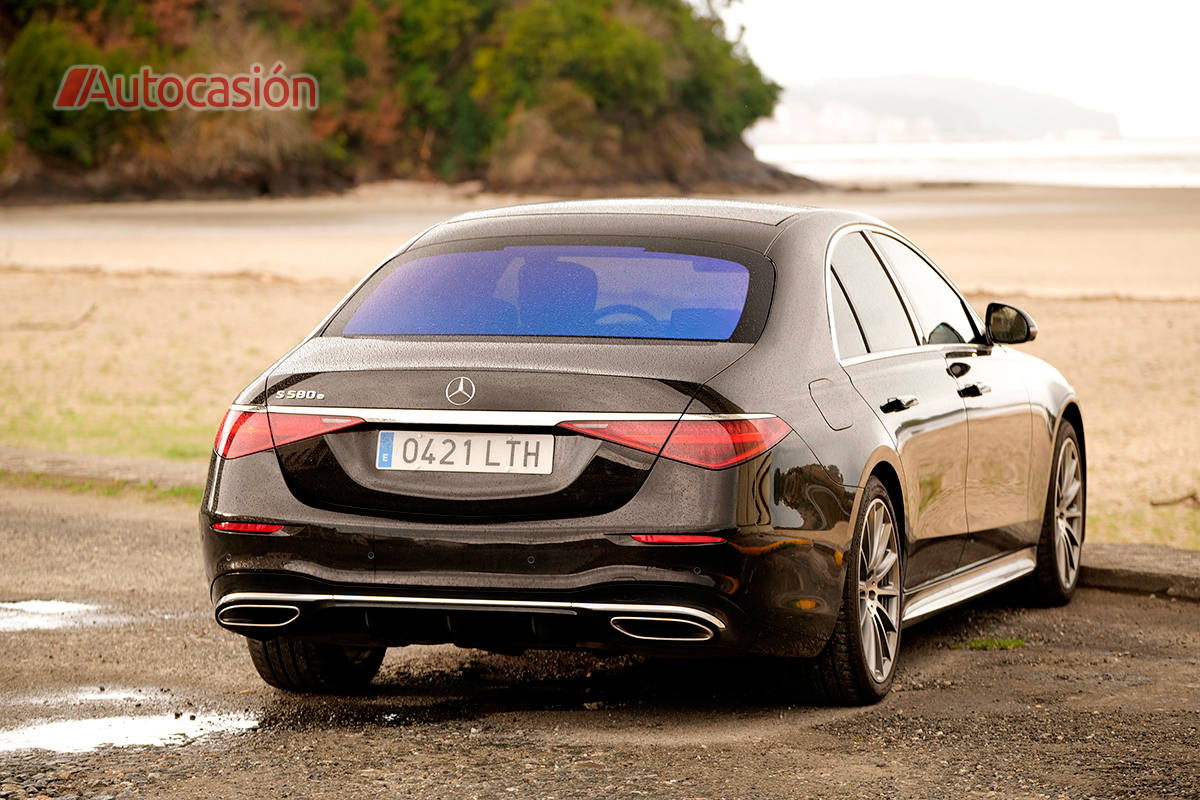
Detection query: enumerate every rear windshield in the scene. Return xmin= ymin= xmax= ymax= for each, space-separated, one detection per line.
xmin=324 ymin=241 xmax=772 ymax=342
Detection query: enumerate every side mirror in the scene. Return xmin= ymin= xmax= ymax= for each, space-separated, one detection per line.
xmin=986 ymin=302 xmax=1038 ymax=344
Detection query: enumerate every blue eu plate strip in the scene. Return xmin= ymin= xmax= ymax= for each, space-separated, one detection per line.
xmin=376 ymin=431 xmax=394 ymax=469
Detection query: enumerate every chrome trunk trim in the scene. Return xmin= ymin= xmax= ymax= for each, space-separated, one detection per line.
xmin=901 ymin=547 xmax=1037 ymax=626
xmin=231 ymin=405 xmax=772 ymax=427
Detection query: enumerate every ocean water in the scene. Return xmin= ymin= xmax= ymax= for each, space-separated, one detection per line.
xmin=753 ymin=138 xmax=1200 ymax=188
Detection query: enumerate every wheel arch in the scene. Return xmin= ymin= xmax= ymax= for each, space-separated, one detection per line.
xmin=869 ymin=460 xmax=906 ymax=553
xmin=848 ymin=448 xmax=908 ymax=561
xmin=1057 ymin=400 xmax=1086 ymax=476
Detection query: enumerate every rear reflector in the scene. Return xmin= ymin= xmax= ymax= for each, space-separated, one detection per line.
xmin=558 ymin=416 xmax=791 ymax=470
xmin=214 ymin=409 xmax=363 ymax=459
xmin=631 ymin=534 xmax=725 ymax=544
xmin=211 ymin=521 xmax=284 ymax=533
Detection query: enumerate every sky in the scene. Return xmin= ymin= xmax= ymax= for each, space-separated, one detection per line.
xmin=718 ymin=1 xmax=1200 ymax=138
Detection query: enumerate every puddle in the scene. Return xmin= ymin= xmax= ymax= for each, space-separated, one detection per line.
xmin=0 ymin=599 xmax=129 ymax=632
xmin=0 ymin=687 xmax=152 ymax=707
xmin=0 ymin=712 xmax=259 ymax=753
xmin=0 ymin=687 xmax=260 ymax=753
xmin=0 ymin=600 xmax=103 ymax=632
xmin=68 ymin=688 xmax=148 ymax=703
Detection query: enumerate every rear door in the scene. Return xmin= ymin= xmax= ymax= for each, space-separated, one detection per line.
xmin=830 ymin=232 xmax=969 ymax=589
xmin=870 ymin=233 xmax=1034 ymax=565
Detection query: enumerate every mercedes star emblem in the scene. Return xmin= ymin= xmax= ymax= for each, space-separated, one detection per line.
xmin=445 ymin=376 xmax=476 ymax=406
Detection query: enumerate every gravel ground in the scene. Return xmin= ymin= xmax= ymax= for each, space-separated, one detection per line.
xmin=0 ymin=486 xmax=1197 ymax=800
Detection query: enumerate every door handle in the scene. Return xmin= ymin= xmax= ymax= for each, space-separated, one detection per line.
xmin=947 ymin=361 xmax=971 ymax=378
xmin=958 ymin=382 xmax=991 ymax=398
xmin=880 ymin=395 xmax=919 ymax=413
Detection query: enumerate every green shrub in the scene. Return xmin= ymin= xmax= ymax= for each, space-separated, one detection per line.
xmin=662 ymin=3 xmax=781 ymax=144
xmin=473 ymin=0 xmax=668 ymax=120
xmin=1 ymin=0 xmax=781 ymax=185
xmin=4 ymin=20 xmax=157 ymax=166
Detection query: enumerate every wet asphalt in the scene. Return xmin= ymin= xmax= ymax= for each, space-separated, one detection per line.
xmin=0 ymin=485 xmax=1197 ymax=800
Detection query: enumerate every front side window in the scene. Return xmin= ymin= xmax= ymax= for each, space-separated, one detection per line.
xmin=325 ymin=243 xmax=771 ymax=342
xmin=872 ymin=234 xmax=978 ymax=345
xmin=830 ymin=232 xmax=917 ymax=353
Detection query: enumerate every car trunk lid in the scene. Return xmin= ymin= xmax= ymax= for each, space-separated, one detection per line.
xmin=263 ymin=337 xmax=751 ymax=520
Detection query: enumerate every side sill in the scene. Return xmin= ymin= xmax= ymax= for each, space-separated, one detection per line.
xmin=902 ymin=547 xmax=1037 ymax=626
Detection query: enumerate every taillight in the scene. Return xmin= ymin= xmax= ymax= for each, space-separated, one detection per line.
xmin=631 ymin=534 xmax=725 ymax=544
xmin=660 ymin=417 xmax=792 ymax=469
xmin=213 ymin=409 xmax=363 ymax=459
xmin=556 ymin=420 xmax=675 ymax=457
xmin=557 ymin=416 xmax=791 ymax=470
xmin=211 ymin=521 xmax=284 ymax=533
xmin=214 ymin=410 xmax=272 ymax=459
xmin=267 ymin=412 xmax=363 ymax=448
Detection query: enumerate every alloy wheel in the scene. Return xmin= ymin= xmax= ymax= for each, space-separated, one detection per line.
xmin=857 ymin=498 xmax=902 ymax=683
xmin=1054 ymin=437 xmax=1084 ymax=588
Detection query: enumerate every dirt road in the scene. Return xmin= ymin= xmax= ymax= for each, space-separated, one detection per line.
xmin=0 ymin=486 xmax=1197 ymax=799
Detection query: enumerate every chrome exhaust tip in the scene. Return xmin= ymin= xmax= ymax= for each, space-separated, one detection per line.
xmin=216 ymin=603 xmax=300 ymax=629
xmin=609 ymin=615 xmax=715 ymax=642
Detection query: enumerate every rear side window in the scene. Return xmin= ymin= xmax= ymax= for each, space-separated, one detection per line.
xmin=830 ymin=274 xmax=868 ymax=359
xmin=326 ymin=243 xmax=771 ymax=342
xmin=872 ymin=234 xmax=978 ymax=345
xmin=830 ymin=233 xmax=917 ymax=353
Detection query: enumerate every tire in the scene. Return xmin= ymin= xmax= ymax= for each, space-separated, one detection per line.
xmin=246 ymin=637 xmax=386 ymax=693
xmin=807 ymin=476 xmax=903 ymax=705
xmin=1031 ymin=420 xmax=1085 ymax=605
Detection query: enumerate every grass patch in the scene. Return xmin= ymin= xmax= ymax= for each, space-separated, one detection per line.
xmin=958 ymin=636 xmax=1026 ymax=651
xmin=1089 ymin=505 xmax=1200 ymax=550
xmin=161 ymin=441 xmax=216 ymax=460
xmin=0 ymin=469 xmax=203 ymax=506
xmin=0 ymin=405 xmax=217 ymax=463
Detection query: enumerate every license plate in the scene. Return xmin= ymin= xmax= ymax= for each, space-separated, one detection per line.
xmin=375 ymin=431 xmax=554 ymax=474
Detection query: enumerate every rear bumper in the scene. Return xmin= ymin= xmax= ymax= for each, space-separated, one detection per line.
xmin=212 ymin=580 xmax=734 ymax=653
xmin=201 ymin=443 xmax=859 ymax=658
xmin=203 ymin=524 xmax=845 ymax=657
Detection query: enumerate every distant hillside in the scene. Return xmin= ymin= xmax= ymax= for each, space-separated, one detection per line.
xmin=751 ymin=75 xmax=1120 ymax=145
xmin=0 ymin=0 xmax=810 ymax=201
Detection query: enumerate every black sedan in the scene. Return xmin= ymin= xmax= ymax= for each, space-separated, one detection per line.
xmin=202 ymin=199 xmax=1085 ymax=704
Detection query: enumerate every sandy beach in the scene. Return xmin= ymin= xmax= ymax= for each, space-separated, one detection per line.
xmin=1 ymin=183 xmax=1197 ymax=547
xmin=3 ymin=183 xmax=1199 ymax=296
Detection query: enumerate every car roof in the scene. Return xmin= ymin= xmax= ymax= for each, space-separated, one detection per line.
xmin=445 ymin=198 xmax=811 ymax=226
xmin=409 ymin=198 xmax=857 ymax=254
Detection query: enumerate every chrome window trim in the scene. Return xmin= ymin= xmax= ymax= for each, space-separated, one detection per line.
xmin=839 ymin=342 xmax=986 ymax=368
xmin=824 ymin=223 xmax=988 ymax=367
xmin=229 ymin=404 xmax=772 ymax=427
xmin=215 ymin=591 xmax=727 ymax=630
xmin=824 ymin=224 xmax=920 ymax=363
